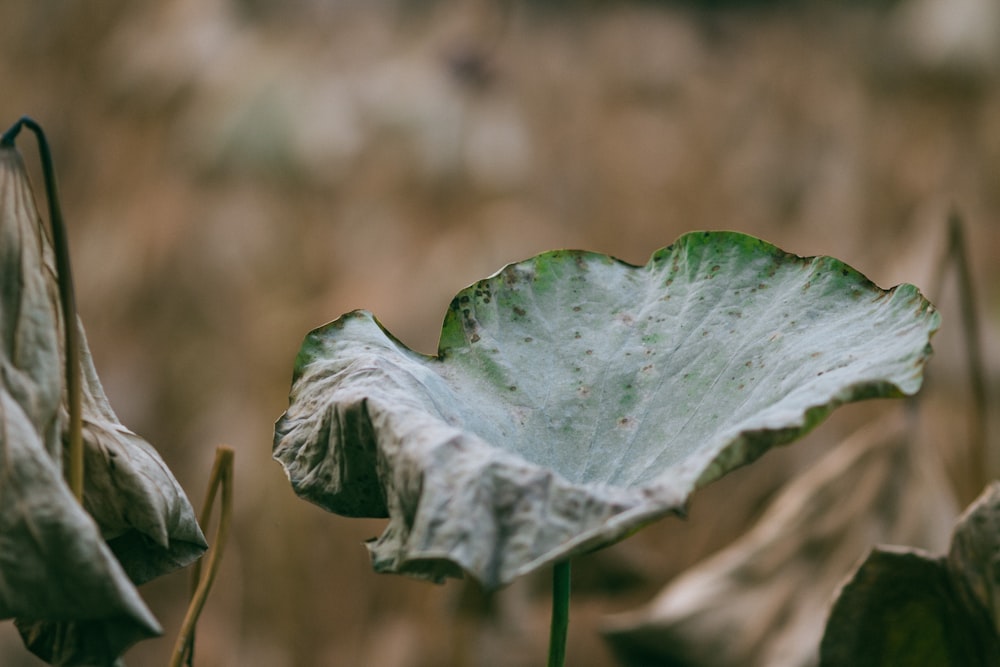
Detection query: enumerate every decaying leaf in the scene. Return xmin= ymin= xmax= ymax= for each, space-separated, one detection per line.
xmin=274 ymin=231 xmax=939 ymax=589
xmin=0 ymin=139 xmax=206 ymax=665
xmin=602 ymin=409 xmax=959 ymax=667
xmin=820 ymin=482 xmax=1000 ymax=667
xmin=77 ymin=328 xmax=207 ymax=585
xmin=948 ymin=480 xmax=1000 ymax=634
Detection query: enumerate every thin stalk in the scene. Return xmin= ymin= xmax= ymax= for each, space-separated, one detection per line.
xmin=947 ymin=214 xmax=988 ymax=491
xmin=188 ymin=448 xmax=228 ymax=601
xmin=170 ymin=446 xmax=235 ymax=667
xmin=1 ymin=117 xmax=83 ymax=502
xmin=930 ymin=211 xmax=989 ymax=498
xmin=547 ymin=560 xmax=571 ymax=667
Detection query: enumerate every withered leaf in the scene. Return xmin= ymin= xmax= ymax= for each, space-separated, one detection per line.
xmin=0 ymin=140 xmax=206 ymax=665
xmin=820 ymin=482 xmax=1000 ymax=666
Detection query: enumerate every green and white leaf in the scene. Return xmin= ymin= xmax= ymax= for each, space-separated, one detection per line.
xmin=0 ymin=145 xmax=206 ymax=665
xmin=274 ymin=231 xmax=938 ymax=589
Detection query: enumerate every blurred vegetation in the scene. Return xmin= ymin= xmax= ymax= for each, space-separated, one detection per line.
xmin=1 ymin=0 xmax=998 ymax=665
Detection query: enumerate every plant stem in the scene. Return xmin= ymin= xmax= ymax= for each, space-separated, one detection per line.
xmin=947 ymin=214 xmax=988 ymax=493
xmin=547 ymin=560 xmax=571 ymax=667
xmin=170 ymin=446 xmax=235 ymax=667
xmin=1 ymin=117 xmax=83 ymax=503
xmin=930 ymin=212 xmax=989 ymax=499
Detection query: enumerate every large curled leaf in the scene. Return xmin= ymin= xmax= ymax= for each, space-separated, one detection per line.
xmin=274 ymin=231 xmax=938 ymax=589
xmin=0 ymin=143 xmax=206 ymax=665
xmin=821 ymin=482 xmax=1000 ymax=666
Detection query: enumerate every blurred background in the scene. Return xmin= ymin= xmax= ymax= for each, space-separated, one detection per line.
xmin=1 ymin=0 xmax=999 ymax=665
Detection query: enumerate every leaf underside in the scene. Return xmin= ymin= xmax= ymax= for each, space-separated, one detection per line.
xmin=274 ymin=230 xmax=938 ymax=589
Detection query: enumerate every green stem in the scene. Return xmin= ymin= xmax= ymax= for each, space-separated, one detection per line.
xmin=547 ymin=560 xmax=571 ymax=667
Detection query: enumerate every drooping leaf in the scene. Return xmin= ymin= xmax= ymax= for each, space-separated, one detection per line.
xmin=0 ymin=141 xmax=206 ymax=665
xmin=76 ymin=327 xmax=207 ymax=585
xmin=1 ymin=383 xmax=161 ymax=657
xmin=274 ymin=231 xmax=939 ymax=589
xmin=820 ymin=482 xmax=1000 ymax=667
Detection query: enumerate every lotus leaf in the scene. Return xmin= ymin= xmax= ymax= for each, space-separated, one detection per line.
xmin=274 ymin=231 xmax=938 ymax=589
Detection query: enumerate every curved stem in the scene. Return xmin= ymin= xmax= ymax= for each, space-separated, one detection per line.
xmin=547 ymin=560 xmax=571 ymax=667
xmin=2 ymin=117 xmax=83 ymax=502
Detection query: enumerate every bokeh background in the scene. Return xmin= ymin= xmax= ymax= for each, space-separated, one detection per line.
xmin=2 ymin=0 xmax=999 ymax=665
